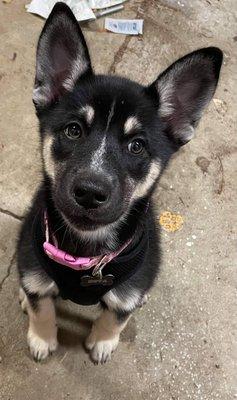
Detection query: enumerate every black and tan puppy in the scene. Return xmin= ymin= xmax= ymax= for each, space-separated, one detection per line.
xmin=17 ymin=2 xmax=222 ymax=364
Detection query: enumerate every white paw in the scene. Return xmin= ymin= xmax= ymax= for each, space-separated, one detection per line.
xmin=139 ymin=293 xmax=148 ymax=307
xmin=19 ymin=288 xmax=28 ymax=313
xmin=27 ymin=329 xmax=58 ymax=361
xmin=85 ymin=332 xmax=119 ymax=364
xmin=19 ymin=287 xmax=25 ymax=302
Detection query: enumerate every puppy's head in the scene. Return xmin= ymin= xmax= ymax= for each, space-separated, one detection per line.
xmin=34 ymin=3 xmax=222 ymax=238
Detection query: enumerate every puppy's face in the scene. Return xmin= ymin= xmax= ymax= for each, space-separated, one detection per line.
xmin=40 ymin=77 xmax=170 ymax=233
xmin=34 ymin=4 xmax=222 ymax=236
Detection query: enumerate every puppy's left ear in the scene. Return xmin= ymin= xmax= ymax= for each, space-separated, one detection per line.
xmin=33 ymin=2 xmax=92 ymax=108
xmin=148 ymin=47 xmax=223 ymax=145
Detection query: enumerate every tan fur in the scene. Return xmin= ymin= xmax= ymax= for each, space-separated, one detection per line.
xmin=79 ymin=105 xmax=95 ymax=125
xmin=22 ymin=272 xmax=58 ymax=297
xmin=63 ymin=57 xmax=89 ymax=91
xmin=42 ymin=134 xmax=55 ymax=180
xmin=85 ymin=309 xmax=130 ymax=363
xmin=124 ymin=116 xmax=141 ymax=135
xmin=103 ymin=288 xmax=142 ymax=312
xmin=132 ymin=160 xmax=161 ymax=200
xmin=156 ymin=78 xmax=174 ymax=118
xmin=25 ymin=296 xmax=58 ymax=361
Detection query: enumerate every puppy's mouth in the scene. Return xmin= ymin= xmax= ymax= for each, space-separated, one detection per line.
xmin=61 ymin=211 xmax=124 ymax=242
xmin=54 ymin=193 xmax=127 ymax=234
xmin=61 ymin=208 xmax=123 ymax=232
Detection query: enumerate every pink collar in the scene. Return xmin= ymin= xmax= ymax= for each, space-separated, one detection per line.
xmin=43 ymin=211 xmax=133 ymax=272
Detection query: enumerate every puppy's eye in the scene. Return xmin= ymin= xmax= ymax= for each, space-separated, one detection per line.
xmin=128 ymin=139 xmax=145 ymax=155
xmin=64 ymin=123 xmax=82 ymax=139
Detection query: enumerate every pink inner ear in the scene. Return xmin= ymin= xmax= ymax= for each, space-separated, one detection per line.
xmin=34 ymin=4 xmax=92 ymax=107
xmin=178 ymin=80 xmax=200 ymax=103
xmin=53 ymin=43 xmax=73 ymax=78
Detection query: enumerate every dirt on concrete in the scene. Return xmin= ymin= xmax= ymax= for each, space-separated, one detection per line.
xmin=0 ymin=1 xmax=236 ymax=399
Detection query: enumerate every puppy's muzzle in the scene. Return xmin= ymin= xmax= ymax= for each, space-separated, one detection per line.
xmin=72 ymin=174 xmax=112 ymax=211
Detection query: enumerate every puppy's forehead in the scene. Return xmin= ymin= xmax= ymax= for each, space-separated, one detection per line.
xmin=78 ymin=96 xmax=143 ymax=135
xmin=71 ymin=75 xmax=153 ymax=134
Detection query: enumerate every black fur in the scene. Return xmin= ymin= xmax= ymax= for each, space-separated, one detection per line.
xmin=17 ymin=2 xmax=222 ymax=357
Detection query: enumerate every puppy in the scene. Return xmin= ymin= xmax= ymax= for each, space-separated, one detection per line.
xmin=17 ymin=2 xmax=222 ymax=364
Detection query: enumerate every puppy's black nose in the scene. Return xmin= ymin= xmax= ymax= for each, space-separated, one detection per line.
xmin=73 ymin=180 xmax=110 ymax=209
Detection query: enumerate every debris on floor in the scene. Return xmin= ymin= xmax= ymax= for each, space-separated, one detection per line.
xmin=159 ymin=211 xmax=184 ymax=232
xmin=105 ymin=17 xmax=143 ymax=34
xmin=95 ymin=4 xmax=124 ymax=18
xmin=213 ymin=98 xmax=228 ymax=116
xmin=195 ymin=156 xmax=211 ymax=174
xmin=89 ymin=0 xmax=126 ymax=8
xmin=25 ymin=0 xmax=143 ymax=34
xmin=26 ymin=0 xmax=95 ymax=20
xmin=26 ymin=0 xmax=127 ymax=21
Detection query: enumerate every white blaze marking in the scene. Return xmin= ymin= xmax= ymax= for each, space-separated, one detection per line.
xmin=106 ymin=100 xmax=116 ymax=131
xmin=90 ymin=135 xmax=107 ymax=171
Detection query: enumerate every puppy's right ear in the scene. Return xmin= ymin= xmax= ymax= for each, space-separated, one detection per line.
xmin=147 ymin=47 xmax=223 ymax=146
xmin=33 ymin=2 xmax=92 ymax=108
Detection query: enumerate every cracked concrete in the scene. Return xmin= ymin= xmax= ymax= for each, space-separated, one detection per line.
xmin=0 ymin=251 xmax=15 ymax=291
xmin=0 ymin=0 xmax=237 ymax=399
xmin=0 ymin=212 xmax=19 ymax=284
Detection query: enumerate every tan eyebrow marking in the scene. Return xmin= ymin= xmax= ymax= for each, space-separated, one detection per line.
xmin=79 ymin=105 xmax=95 ymax=125
xmin=124 ymin=116 xmax=141 ymax=135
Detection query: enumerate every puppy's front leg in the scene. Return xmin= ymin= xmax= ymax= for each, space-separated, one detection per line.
xmin=85 ymin=308 xmax=130 ymax=364
xmin=21 ymin=291 xmax=58 ymax=361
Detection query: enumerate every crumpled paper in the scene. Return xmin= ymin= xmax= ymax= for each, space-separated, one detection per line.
xmin=26 ymin=0 xmax=126 ymax=21
xmin=89 ymin=0 xmax=126 ymax=9
xmin=26 ymin=0 xmax=95 ymax=20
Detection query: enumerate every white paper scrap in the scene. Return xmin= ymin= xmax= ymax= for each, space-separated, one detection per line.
xmin=89 ymin=0 xmax=126 ymax=9
xmin=26 ymin=0 xmax=54 ymax=19
xmin=105 ymin=18 xmax=143 ymax=35
xmin=26 ymin=0 xmax=96 ymax=21
xmin=67 ymin=0 xmax=96 ymax=20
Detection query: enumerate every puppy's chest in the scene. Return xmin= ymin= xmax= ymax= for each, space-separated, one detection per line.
xmin=32 ymin=213 xmax=148 ymax=306
xmin=36 ymin=252 xmax=146 ymax=306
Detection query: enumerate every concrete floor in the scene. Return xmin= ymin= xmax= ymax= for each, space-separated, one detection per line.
xmin=0 ymin=0 xmax=236 ymax=399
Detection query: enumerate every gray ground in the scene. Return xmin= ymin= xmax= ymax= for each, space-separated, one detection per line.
xmin=0 ymin=0 xmax=236 ymax=399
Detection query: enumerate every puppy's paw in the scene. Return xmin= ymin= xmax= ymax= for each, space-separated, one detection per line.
xmin=27 ymin=329 xmax=58 ymax=361
xmin=85 ymin=331 xmax=119 ymax=364
xmin=19 ymin=288 xmax=28 ymax=313
xmin=139 ymin=293 xmax=148 ymax=307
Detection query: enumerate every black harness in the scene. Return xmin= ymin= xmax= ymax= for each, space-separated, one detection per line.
xmin=33 ymin=211 xmax=149 ymax=305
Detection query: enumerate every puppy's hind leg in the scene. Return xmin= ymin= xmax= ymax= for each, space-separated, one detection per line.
xmin=24 ymin=295 xmax=58 ymax=361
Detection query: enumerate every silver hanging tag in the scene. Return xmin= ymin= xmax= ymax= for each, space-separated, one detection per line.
xmin=80 ymin=257 xmax=114 ymax=287
xmin=80 ymin=274 xmax=114 ymax=287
